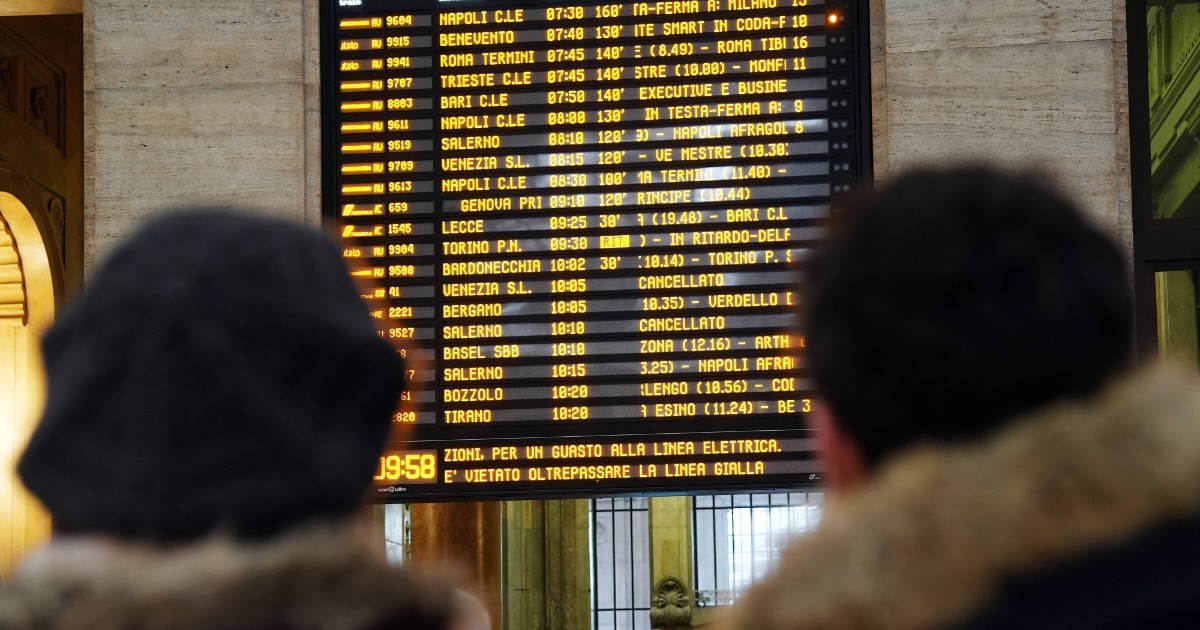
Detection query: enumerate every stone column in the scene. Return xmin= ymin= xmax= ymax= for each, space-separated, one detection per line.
xmin=410 ymin=502 xmax=503 ymax=628
xmin=649 ymin=496 xmax=692 ymax=588
xmin=503 ymin=500 xmax=591 ymax=630
xmin=649 ymin=496 xmax=694 ymax=628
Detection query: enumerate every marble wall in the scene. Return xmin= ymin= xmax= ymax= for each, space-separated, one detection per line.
xmin=874 ymin=0 xmax=1131 ymax=254
xmin=85 ymin=0 xmax=311 ymax=274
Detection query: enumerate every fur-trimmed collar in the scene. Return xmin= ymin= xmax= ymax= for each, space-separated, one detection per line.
xmin=719 ymin=364 xmax=1200 ymax=630
xmin=0 ymin=526 xmax=460 ymax=629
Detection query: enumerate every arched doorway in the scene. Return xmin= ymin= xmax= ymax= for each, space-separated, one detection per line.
xmin=0 ymin=4 xmax=83 ymax=579
xmin=0 ymin=190 xmax=60 ymax=578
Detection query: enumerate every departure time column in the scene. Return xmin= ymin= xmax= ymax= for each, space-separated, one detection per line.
xmin=544 ymin=4 xmax=592 ymax=422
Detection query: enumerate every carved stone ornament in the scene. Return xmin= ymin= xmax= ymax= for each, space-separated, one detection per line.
xmin=30 ymin=86 xmax=47 ymax=121
xmin=649 ymin=575 xmax=693 ymax=629
xmin=48 ymin=197 xmax=64 ymax=236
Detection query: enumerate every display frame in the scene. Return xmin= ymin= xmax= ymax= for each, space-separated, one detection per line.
xmin=319 ymin=0 xmax=873 ymax=502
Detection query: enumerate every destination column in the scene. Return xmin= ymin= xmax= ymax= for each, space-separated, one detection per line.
xmin=437 ymin=8 xmax=531 ymax=427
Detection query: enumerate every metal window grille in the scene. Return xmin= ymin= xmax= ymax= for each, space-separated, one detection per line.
xmin=693 ymin=492 xmax=825 ymax=607
xmin=591 ymin=497 xmax=652 ymax=630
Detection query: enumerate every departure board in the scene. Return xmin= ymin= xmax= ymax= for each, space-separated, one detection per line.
xmin=320 ymin=0 xmax=870 ymax=500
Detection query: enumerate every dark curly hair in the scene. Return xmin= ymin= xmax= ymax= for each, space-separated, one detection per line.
xmin=804 ymin=165 xmax=1132 ymax=468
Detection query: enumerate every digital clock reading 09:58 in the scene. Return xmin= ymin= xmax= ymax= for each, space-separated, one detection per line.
xmin=373 ymin=449 xmax=438 ymax=484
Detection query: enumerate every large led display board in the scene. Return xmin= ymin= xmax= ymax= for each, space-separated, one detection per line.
xmin=320 ymin=0 xmax=870 ymax=500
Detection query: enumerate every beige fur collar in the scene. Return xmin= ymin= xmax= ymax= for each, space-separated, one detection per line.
xmin=720 ymin=364 xmax=1200 ymax=630
xmin=0 ymin=525 xmax=459 ymax=629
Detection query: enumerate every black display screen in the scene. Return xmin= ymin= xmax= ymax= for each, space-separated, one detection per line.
xmin=320 ymin=0 xmax=870 ymax=500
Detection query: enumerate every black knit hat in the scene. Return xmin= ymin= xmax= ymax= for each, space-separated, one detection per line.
xmin=18 ymin=208 xmax=405 ymax=543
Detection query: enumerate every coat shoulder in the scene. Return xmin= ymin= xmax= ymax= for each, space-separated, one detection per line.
xmin=0 ymin=528 xmax=462 ymax=630
xmin=718 ymin=365 xmax=1200 ymax=630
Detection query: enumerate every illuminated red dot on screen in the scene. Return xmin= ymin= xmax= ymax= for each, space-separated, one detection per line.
xmin=828 ymin=13 xmax=840 ymax=24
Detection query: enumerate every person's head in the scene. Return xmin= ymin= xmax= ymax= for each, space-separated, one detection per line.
xmin=18 ymin=208 xmax=406 ymax=544
xmin=804 ymin=165 xmax=1132 ymax=485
